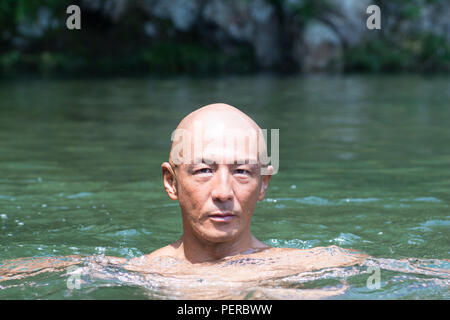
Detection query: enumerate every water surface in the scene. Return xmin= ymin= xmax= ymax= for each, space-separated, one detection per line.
xmin=0 ymin=75 xmax=449 ymax=299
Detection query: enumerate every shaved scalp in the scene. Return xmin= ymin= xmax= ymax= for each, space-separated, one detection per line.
xmin=176 ymin=103 xmax=260 ymax=132
xmin=169 ymin=103 xmax=269 ymax=167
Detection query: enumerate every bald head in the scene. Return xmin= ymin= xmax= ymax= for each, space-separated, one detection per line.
xmin=169 ymin=103 xmax=270 ymax=169
xmin=160 ymin=104 xmax=275 ymax=257
xmin=176 ymin=103 xmax=261 ymax=133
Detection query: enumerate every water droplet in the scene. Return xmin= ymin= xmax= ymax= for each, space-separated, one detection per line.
xmin=42 ymin=204 xmax=47 ymax=208
xmin=290 ymin=185 xmax=296 ymax=189
xmin=0 ymin=214 xmax=7 ymax=219
xmin=95 ymin=246 xmax=106 ymax=254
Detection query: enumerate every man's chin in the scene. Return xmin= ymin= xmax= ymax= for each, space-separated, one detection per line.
xmin=200 ymin=228 xmax=239 ymax=243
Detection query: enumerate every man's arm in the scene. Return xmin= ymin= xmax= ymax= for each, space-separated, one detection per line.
xmin=0 ymin=255 xmax=84 ymax=282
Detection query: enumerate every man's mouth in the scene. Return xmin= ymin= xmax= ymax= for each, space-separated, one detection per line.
xmin=208 ymin=212 xmax=235 ymax=222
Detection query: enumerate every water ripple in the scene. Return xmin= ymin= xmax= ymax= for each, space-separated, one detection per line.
xmin=66 ymin=192 xmax=93 ymax=199
xmin=264 ymin=196 xmax=446 ymax=209
xmin=329 ymin=233 xmax=363 ymax=246
xmin=265 ymin=238 xmax=321 ymax=249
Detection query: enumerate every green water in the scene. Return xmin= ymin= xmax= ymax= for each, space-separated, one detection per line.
xmin=0 ymin=75 xmax=449 ymax=299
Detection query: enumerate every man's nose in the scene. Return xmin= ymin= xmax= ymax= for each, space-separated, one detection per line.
xmin=211 ymin=167 xmax=234 ymax=202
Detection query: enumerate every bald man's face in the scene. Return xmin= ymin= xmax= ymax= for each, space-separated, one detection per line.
xmin=162 ymin=108 xmax=273 ymax=245
xmin=171 ymin=160 xmax=268 ymax=244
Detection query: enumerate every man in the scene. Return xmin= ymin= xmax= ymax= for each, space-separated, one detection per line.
xmin=124 ymin=104 xmax=367 ymax=278
xmin=144 ymin=103 xmax=273 ymax=263
xmin=0 ymin=103 xmax=367 ymax=298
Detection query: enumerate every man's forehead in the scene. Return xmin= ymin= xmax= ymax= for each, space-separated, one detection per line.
xmin=170 ymin=124 xmax=266 ymax=165
xmin=195 ymin=150 xmax=259 ymax=165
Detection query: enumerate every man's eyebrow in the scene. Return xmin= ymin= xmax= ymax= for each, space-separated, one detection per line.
xmin=191 ymin=158 xmax=260 ymax=165
xmin=192 ymin=158 xmax=215 ymax=165
xmin=236 ymin=159 xmax=259 ymax=165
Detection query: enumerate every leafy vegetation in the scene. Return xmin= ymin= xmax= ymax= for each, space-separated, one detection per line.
xmin=0 ymin=0 xmax=449 ymax=75
xmin=344 ymin=34 xmax=450 ymax=73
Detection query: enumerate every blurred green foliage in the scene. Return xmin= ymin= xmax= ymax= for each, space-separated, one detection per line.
xmin=0 ymin=0 xmax=256 ymax=76
xmin=0 ymin=43 xmax=256 ymax=76
xmin=344 ymin=34 xmax=450 ymax=73
xmin=345 ymin=0 xmax=450 ymax=73
xmin=0 ymin=0 xmax=65 ymax=32
xmin=0 ymin=0 xmax=449 ymax=75
xmin=377 ymin=0 xmax=446 ymax=20
xmin=270 ymin=0 xmax=331 ymax=22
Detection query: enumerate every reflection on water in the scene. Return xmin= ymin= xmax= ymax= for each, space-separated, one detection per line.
xmin=0 ymin=74 xmax=449 ymax=299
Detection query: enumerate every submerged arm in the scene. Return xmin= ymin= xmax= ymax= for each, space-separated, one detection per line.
xmin=0 ymin=254 xmax=129 ymax=282
xmin=0 ymin=255 xmax=84 ymax=282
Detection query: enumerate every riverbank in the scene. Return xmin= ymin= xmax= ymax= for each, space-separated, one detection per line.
xmin=1 ymin=0 xmax=449 ymax=76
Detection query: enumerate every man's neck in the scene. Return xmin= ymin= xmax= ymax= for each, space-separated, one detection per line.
xmin=178 ymin=232 xmax=266 ymax=263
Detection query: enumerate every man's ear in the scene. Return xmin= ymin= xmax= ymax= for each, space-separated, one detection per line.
xmin=162 ymin=162 xmax=178 ymax=200
xmin=258 ymin=165 xmax=273 ymax=202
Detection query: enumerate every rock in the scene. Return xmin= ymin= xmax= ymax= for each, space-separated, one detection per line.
xmin=323 ymin=0 xmax=372 ymax=46
xmin=250 ymin=0 xmax=275 ymax=23
xmin=250 ymin=0 xmax=282 ymax=68
xmin=203 ymin=0 xmax=282 ymax=68
xmin=143 ymin=21 xmax=157 ymax=38
xmin=17 ymin=7 xmax=58 ymax=39
xmin=202 ymin=0 xmax=253 ymax=41
xmin=102 ymin=0 xmax=129 ymax=22
xmin=384 ymin=1 xmax=450 ymax=42
xmin=143 ymin=0 xmax=201 ymax=31
xmin=419 ymin=2 xmax=450 ymax=41
xmin=295 ymin=20 xmax=342 ymax=72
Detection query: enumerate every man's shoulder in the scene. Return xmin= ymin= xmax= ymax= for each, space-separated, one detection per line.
xmin=127 ymin=244 xmax=179 ymax=267
xmin=147 ymin=245 xmax=178 ymax=258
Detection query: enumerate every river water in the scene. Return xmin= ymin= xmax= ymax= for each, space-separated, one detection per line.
xmin=0 ymin=74 xmax=449 ymax=299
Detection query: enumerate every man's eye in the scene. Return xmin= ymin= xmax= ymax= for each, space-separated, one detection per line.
xmin=195 ymin=168 xmax=212 ymax=174
xmin=235 ymin=169 xmax=250 ymax=175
